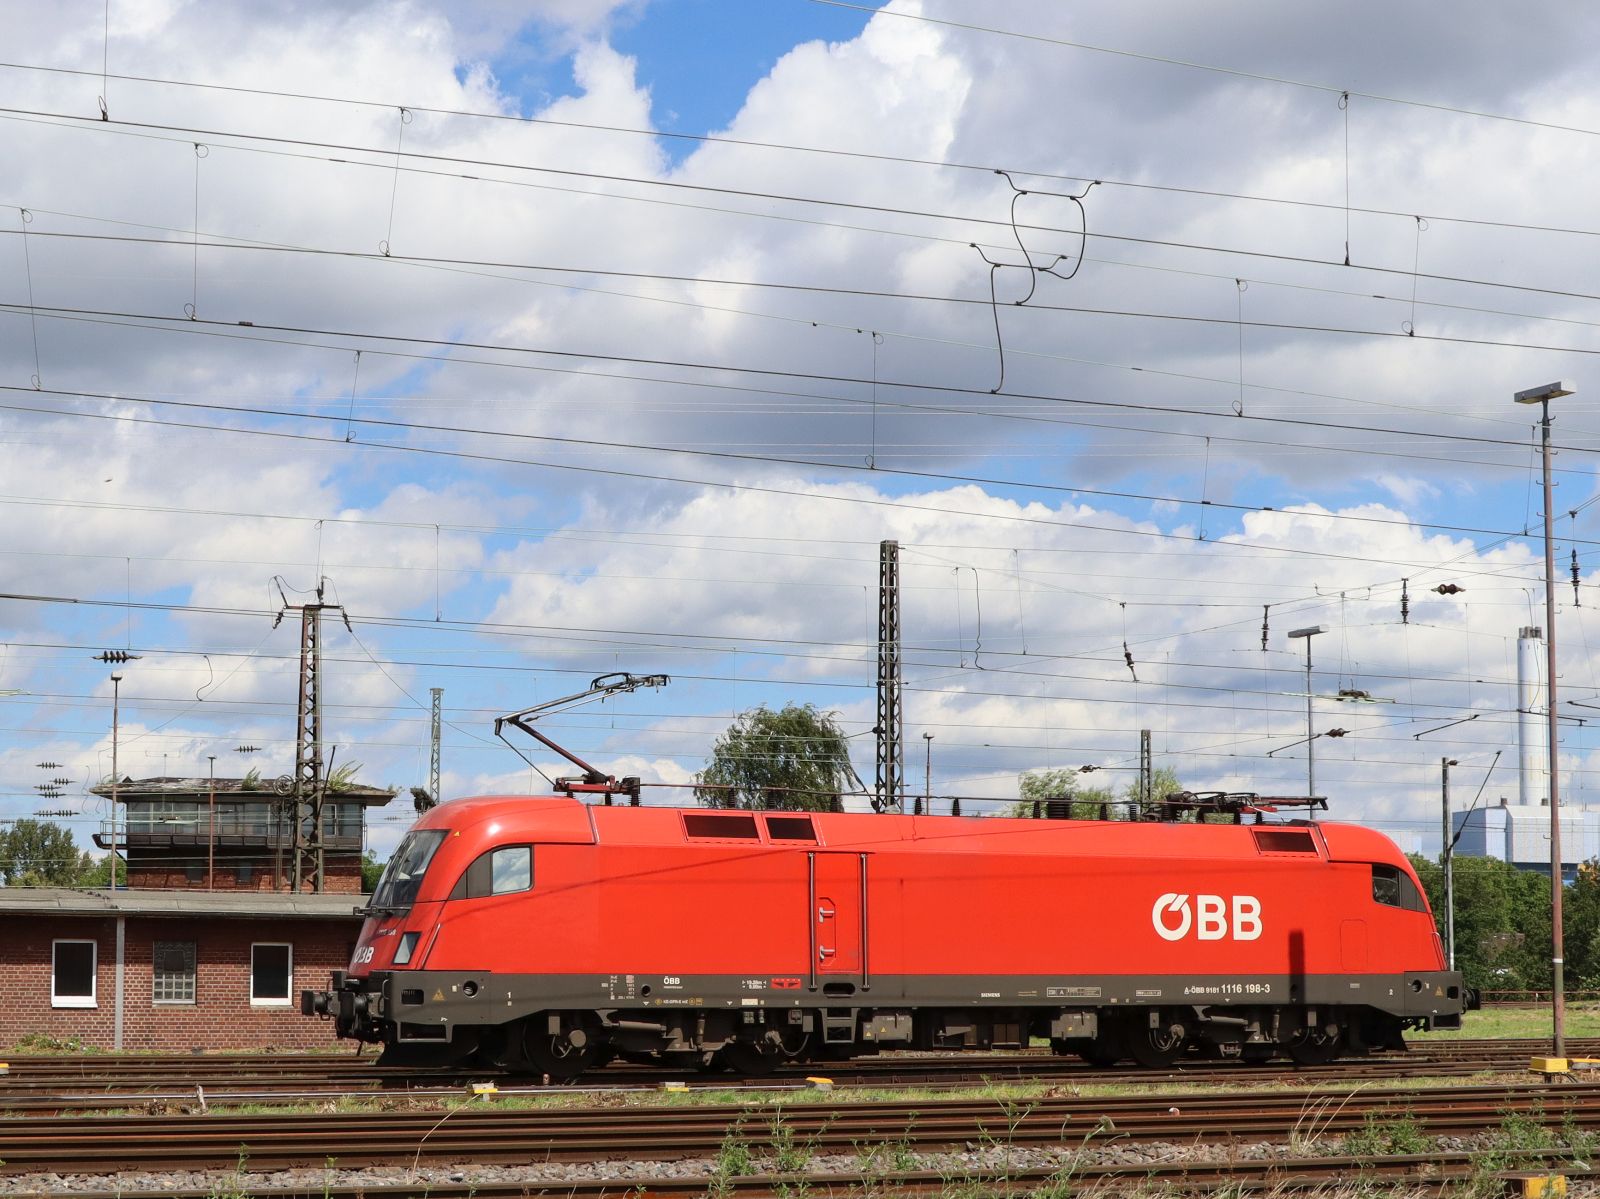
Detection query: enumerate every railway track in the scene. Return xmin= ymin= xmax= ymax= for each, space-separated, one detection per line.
xmin=4 ymin=1077 xmax=1600 ymax=1176
xmin=18 ymin=1151 xmax=1599 ymax=1199
xmin=1 ymin=1036 xmax=1582 ymax=1115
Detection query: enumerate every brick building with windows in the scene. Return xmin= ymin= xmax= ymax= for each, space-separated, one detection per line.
xmin=0 ymin=888 xmax=363 ymax=1050
xmin=0 ymin=776 xmax=398 ymax=1052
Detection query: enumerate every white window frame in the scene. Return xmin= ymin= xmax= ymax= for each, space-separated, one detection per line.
xmin=52 ymin=938 xmax=97 ymax=1008
xmin=250 ymin=941 xmax=293 ymax=1007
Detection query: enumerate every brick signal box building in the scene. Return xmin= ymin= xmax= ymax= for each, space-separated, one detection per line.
xmin=0 ymin=776 xmax=397 ymax=1052
xmin=91 ymin=776 xmax=395 ymax=893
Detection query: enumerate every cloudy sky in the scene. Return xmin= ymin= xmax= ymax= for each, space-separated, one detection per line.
xmin=3 ymin=0 xmax=1599 ymax=863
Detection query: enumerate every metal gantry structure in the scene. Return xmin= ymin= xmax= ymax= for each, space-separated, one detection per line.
xmin=429 ymin=687 xmax=443 ymax=811
xmin=275 ymin=580 xmax=350 ymax=893
xmin=874 ymin=539 xmax=904 ymax=813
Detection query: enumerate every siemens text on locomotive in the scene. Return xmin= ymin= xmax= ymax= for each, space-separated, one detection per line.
xmin=302 ymin=795 xmax=1467 ymax=1077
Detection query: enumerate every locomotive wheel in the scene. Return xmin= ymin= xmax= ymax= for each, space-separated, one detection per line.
xmin=1286 ymin=1026 xmax=1343 ymax=1065
xmin=518 ymin=1023 xmax=599 ymax=1081
xmin=1126 ymin=1020 xmax=1186 ymax=1068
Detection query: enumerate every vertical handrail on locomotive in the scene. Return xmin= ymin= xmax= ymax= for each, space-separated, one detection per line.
xmin=494 ymin=672 xmax=671 ymax=803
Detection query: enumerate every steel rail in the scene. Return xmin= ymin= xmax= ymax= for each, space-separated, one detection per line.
xmin=1 ymin=1038 xmax=1585 ymax=1116
xmin=6 ymin=1079 xmax=1600 ymax=1175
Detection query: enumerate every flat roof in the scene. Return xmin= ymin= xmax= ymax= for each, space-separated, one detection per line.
xmin=0 ymin=887 xmax=364 ymax=920
xmin=90 ymin=776 xmax=394 ymax=806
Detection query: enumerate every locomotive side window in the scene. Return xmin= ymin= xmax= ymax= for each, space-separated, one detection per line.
xmin=683 ymin=812 xmax=760 ymax=840
xmin=450 ymin=844 xmax=533 ymax=900
xmin=371 ymin=829 xmax=447 ymax=911
xmin=765 ymin=815 xmax=817 ymax=841
xmin=490 ymin=845 xmax=532 ymax=894
xmin=1371 ymin=863 xmax=1425 ymax=912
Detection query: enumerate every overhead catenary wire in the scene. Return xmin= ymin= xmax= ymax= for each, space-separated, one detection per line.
xmin=8 ymin=56 xmax=1600 ymax=242
xmin=6 ymin=102 xmax=1600 ymax=314
xmin=4 ymin=375 xmax=1588 ymax=550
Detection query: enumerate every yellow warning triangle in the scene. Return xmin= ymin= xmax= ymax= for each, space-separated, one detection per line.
xmin=433 ymin=989 xmax=446 ymax=1001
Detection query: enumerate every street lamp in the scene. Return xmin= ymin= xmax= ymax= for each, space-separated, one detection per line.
xmin=1287 ymin=626 xmax=1326 ymax=798
xmin=920 ymin=732 xmax=933 ymax=816
xmin=1515 ymin=379 xmax=1575 ymax=1058
xmin=1441 ymin=758 xmax=1459 ymax=970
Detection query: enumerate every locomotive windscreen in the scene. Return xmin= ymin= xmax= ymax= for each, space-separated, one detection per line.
xmin=371 ymin=828 xmax=446 ymax=911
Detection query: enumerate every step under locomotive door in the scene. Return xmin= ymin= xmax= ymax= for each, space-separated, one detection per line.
xmin=809 ymin=851 xmax=867 ymax=983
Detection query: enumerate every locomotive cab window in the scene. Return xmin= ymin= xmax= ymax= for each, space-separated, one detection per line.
xmin=1371 ymin=863 xmax=1425 ymax=912
xmin=371 ymin=828 xmax=447 ymax=911
xmin=450 ymin=844 xmax=533 ymax=900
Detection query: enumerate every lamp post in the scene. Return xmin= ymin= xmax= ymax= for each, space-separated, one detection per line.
xmin=110 ymin=672 xmax=123 ymax=891
xmin=1442 ymin=757 xmax=1459 ymax=970
xmin=1515 ymin=379 xmax=1575 ymax=1058
xmin=1287 ymin=626 xmax=1326 ymax=798
xmin=921 ymin=732 xmax=933 ymax=816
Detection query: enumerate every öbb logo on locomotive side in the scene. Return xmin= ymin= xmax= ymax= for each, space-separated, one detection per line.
xmin=1151 ymin=893 xmax=1262 ymax=942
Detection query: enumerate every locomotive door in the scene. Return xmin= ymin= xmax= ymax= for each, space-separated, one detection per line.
xmin=809 ymin=852 xmax=866 ymax=982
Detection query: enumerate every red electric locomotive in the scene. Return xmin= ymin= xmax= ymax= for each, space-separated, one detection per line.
xmin=304 ymin=795 xmax=1466 ymax=1076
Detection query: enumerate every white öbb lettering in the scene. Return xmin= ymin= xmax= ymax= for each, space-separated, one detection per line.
xmin=1151 ymin=893 xmax=1261 ymax=942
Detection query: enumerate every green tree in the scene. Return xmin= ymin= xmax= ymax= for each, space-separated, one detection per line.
xmin=1412 ymin=853 xmax=1554 ymax=993
xmin=1016 ymin=768 xmax=1119 ymax=819
xmin=77 ymin=851 xmax=125 ymax=888
xmin=1013 ymin=766 xmax=1185 ymax=820
xmin=360 ymin=850 xmax=386 ymax=893
xmin=696 ymin=703 xmax=858 ymax=812
xmin=0 ymin=819 xmax=95 ymax=886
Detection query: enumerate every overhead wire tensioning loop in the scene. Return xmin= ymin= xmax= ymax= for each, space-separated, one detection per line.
xmin=969 ymin=173 xmax=1097 ymax=393
xmin=993 ymin=169 xmax=1097 ymax=300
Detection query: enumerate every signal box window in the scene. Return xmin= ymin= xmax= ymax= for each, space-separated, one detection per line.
xmin=52 ymin=939 xmax=96 ymax=1008
xmin=1371 ymin=864 xmax=1425 ymax=912
xmin=251 ymin=943 xmax=293 ymax=1006
xmin=450 ymin=844 xmax=534 ymax=900
xmin=152 ymin=940 xmax=197 ymax=1005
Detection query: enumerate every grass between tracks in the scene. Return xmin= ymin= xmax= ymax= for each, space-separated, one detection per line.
xmin=1411 ymin=1000 xmax=1600 ymax=1040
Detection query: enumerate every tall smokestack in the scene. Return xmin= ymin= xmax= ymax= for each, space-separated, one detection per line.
xmin=1519 ymin=626 xmax=1550 ymax=806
